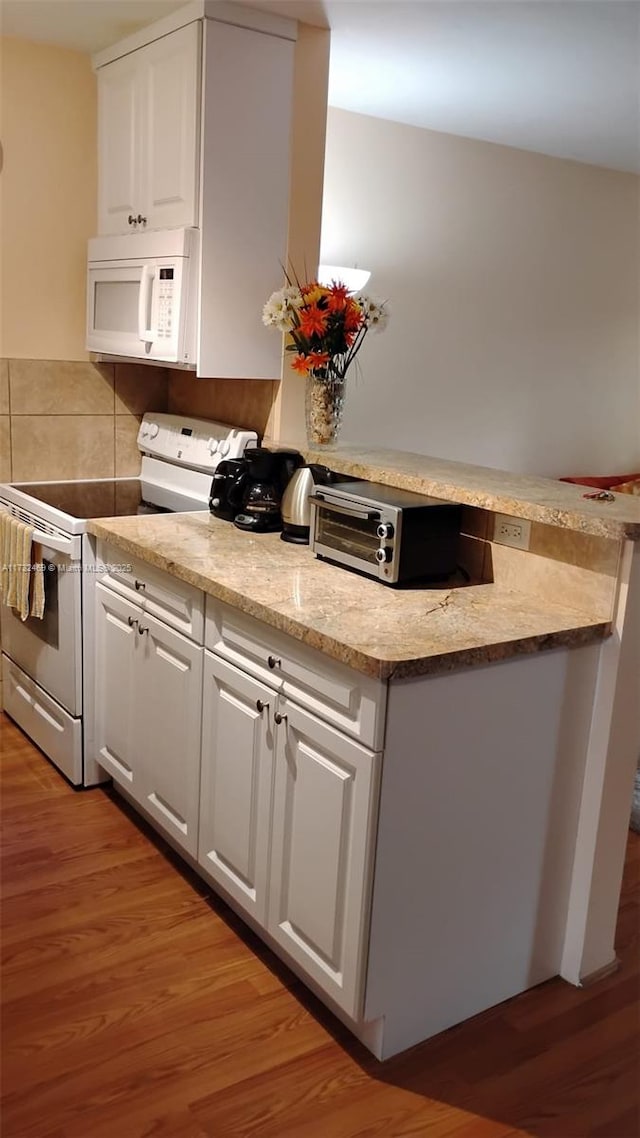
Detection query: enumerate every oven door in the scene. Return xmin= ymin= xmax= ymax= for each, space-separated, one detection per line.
xmin=1 ymin=533 xmax=82 ymax=716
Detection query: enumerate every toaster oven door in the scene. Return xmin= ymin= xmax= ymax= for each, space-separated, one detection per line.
xmin=309 ymin=495 xmax=395 ymax=581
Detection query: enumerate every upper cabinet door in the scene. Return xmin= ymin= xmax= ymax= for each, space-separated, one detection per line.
xmin=141 ymin=22 xmax=201 ymax=231
xmin=97 ymin=22 xmax=201 ymax=235
xmin=98 ymin=52 xmax=140 ymax=235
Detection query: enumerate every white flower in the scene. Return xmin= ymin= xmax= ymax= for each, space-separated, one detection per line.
xmin=282 ymin=286 xmax=304 ymax=308
xmin=262 ymin=289 xmax=295 ymax=332
xmin=359 ymin=295 xmax=389 ymax=333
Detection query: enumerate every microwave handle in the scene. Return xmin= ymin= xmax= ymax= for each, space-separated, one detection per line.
xmin=308 ymin=494 xmax=380 ymax=522
xmin=138 ymin=264 xmax=155 ymax=343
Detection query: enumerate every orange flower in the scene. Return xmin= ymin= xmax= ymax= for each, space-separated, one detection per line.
xmin=298 ymin=304 xmax=328 ymax=338
xmin=306 ymin=351 xmax=330 ymax=370
xmin=344 ymin=299 xmax=363 ymax=333
xmin=291 ymin=354 xmax=311 ymax=375
xmin=326 ymin=283 xmax=350 ymax=312
xmin=300 ymin=283 xmax=324 ymax=306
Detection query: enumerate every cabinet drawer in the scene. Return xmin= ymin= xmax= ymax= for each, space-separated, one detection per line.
xmin=205 ymin=599 xmax=386 ymax=750
xmin=98 ymin=541 xmax=204 ymax=642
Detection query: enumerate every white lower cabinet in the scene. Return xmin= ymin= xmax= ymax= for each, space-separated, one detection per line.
xmin=198 ymin=649 xmax=381 ymax=1019
xmin=95 ymin=582 xmax=203 ymax=857
xmin=198 ymin=652 xmax=273 ymax=925
xmin=92 ymin=565 xmax=606 ymax=1060
xmin=268 ymin=697 xmax=380 ymax=1020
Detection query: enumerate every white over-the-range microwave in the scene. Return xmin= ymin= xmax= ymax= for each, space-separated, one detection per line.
xmin=86 ymin=227 xmax=198 ymax=366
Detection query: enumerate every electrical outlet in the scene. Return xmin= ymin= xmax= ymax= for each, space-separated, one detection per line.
xmin=493 ymin=513 xmax=531 ymax=550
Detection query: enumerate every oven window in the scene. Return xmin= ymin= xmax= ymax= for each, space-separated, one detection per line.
xmin=316 ymin=510 xmax=380 ymax=564
xmin=25 ymin=559 xmax=59 ymax=648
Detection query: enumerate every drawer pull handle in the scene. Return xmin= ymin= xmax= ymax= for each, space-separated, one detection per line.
xmin=256 ymin=699 xmax=269 ymax=713
xmin=138 ymin=624 xmax=149 ymax=636
xmin=134 ymin=579 xmax=146 ymax=591
xmin=274 ymin=711 xmax=287 ymax=725
xmin=127 ymin=616 xmax=138 ymax=629
xmin=267 ymin=655 xmax=281 ymax=670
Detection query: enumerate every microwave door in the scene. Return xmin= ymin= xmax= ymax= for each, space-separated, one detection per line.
xmin=87 ymin=264 xmax=147 ymax=357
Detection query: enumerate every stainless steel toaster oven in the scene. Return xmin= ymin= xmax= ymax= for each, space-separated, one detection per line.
xmin=308 ymin=481 xmax=462 ymax=585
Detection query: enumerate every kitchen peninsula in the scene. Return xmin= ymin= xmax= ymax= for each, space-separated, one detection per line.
xmin=88 ymin=445 xmax=640 ymax=1060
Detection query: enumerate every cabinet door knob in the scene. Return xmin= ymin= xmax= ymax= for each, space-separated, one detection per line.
xmin=138 ymin=624 xmax=149 ymax=636
xmin=134 ymin=579 xmax=146 ymax=591
xmin=127 ymin=616 xmax=138 ymax=629
xmin=128 ymin=214 xmax=137 ymax=225
xmin=274 ymin=711 xmax=287 ymax=725
xmin=267 ymin=655 xmax=281 ymax=670
xmin=256 ymin=699 xmax=269 ymax=713
xmin=136 ymin=214 xmax=147 ymax=225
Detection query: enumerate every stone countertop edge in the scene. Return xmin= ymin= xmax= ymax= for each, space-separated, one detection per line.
xmin=88 ymin=517 xmax=611 ymax=682
xmin=279 ymin=441 xmax=640 ymax=542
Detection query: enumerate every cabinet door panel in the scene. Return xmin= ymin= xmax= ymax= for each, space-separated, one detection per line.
xmin=143 ymin=22 xmax=200 ymax=230
xmin=139 ymin=614 xmax=203 ymax=857
xmin=98 ymin=54 xmax=140 ymax=235
xmin=94 ymin=584 xmax=140 ymax=794
xmin=199 ymin=654 xmax=273 ymax=925
xmin=268 ymin=701 xmax=381 ymax=1018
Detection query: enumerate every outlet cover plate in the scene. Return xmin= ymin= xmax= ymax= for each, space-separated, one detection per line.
xmin=493 ymin=513 xmax=532 ymax=550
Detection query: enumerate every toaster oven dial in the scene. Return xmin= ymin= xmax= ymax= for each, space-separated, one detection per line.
xmin=376 ymin=522 xmax=394 ymax=540
xmin=376 ymin=546 xmax=392 ymax=564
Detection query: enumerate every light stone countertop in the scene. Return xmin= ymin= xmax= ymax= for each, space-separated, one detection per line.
xmin=88 ymin=512 xmax=610 ymax=681
xmin=278 ymin=441 xmax=640 ymax=542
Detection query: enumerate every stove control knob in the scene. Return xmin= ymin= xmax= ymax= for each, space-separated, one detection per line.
xmin=148 ymin=422 xmax=159 ymax=439
xmin=376 ymin=546 xmax=392 ymax=564
xmin=376 ymin=522 xmax=394 ymax=540
xmin=218 ymin=439 xmax=230 ymax=457
xmin=208 ymin=437 xmax=218 ymax=455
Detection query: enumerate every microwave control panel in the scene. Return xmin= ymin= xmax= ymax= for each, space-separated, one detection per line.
xmin=156 ymin=267 xmax=175 ymax=341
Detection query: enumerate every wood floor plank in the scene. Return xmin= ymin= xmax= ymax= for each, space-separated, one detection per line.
xmin=1 ymin=714 xmax=639 ymax=1138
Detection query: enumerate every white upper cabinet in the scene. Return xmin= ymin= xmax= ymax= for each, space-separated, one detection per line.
xmin=93 ymin=5 xmax=296 ymax=377
xmin=97 ymin=22 xmax=201 ymax=235
xmin=98 ymin=52 xmax=139 ymax=234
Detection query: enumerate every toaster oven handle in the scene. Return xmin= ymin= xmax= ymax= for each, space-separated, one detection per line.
xmin=308 ymin=494 xmax=380 ymax=521
xmin=138 ymin=263 xmax=154 ymax=343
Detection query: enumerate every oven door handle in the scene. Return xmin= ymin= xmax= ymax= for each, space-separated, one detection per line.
xmin=33 ymin=530 xmax=81 ymax=559
xmin=308 ymin=494 xmax=380 ymax=522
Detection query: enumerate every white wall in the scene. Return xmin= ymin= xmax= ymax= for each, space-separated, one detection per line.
xmin=321 ymin=109 xmax=640 ymax=477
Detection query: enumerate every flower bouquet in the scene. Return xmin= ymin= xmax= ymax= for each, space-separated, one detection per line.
xmin=262 ymin=275 xmax=388 ymax=446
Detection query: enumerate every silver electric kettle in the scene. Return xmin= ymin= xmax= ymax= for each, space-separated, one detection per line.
xmin=280 ymin=464 xmax=334 ymax=544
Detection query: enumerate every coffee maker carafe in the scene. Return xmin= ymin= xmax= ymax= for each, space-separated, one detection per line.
xmin=233 ymin=448 xmax=302 ymax=533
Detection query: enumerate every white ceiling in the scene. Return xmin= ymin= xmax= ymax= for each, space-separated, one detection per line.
xmin=2 ymin=0 xmax=639 ymax=173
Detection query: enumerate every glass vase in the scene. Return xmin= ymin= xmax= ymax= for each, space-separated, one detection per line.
xmin=305 ymin=370 xmax=347 ymax=449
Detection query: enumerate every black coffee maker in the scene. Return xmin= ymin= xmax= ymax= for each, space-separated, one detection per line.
xmin=233 ymin=448 xmax=302 ymax=533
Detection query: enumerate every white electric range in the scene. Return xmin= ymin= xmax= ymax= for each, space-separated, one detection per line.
xmin=0 ymin=412 xmax=257 ymax=786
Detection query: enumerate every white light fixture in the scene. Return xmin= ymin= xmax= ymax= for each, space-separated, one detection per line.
xmin=317 ymin=264 xmax=371 ymax=293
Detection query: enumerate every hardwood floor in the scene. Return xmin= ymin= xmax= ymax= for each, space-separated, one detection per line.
xmin=1 ymin=712 xmax=638 ymax=1138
